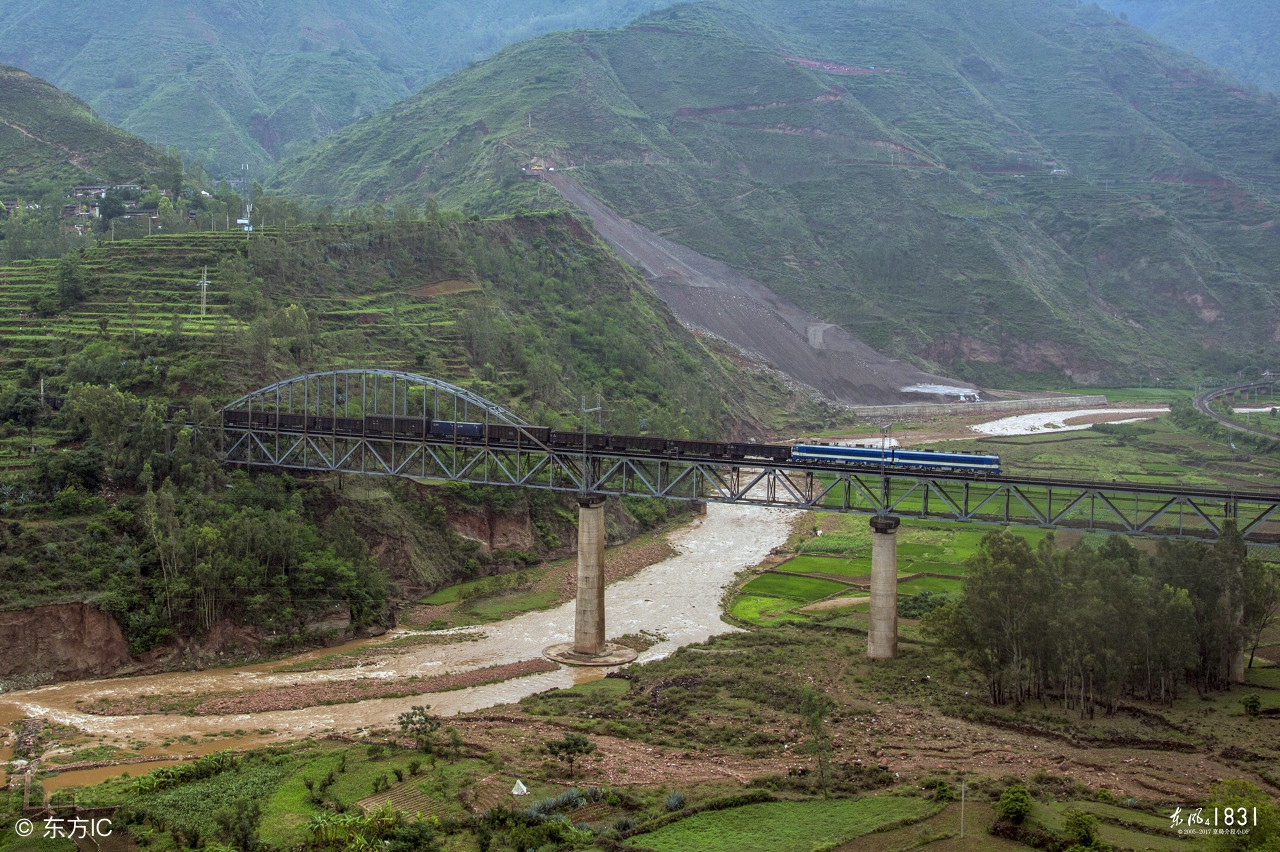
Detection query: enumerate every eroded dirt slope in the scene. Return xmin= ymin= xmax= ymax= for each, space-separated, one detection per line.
xmin=548 ymin=171 xmax=973 ymax=406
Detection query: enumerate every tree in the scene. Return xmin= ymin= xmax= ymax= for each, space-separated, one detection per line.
xmin=55 ymin=251 xmax=89 ymax=307
xmin=545 ymin=733 xmax=595 ymax=777
xmin=954 ymin=530 xmax=1054 ymax=704
xmin=995 ymin=783 xmax=1033 ymax=825
xmin=799 ymin=684 xmax=832 ymax=797
xmin=1062 ymin=808 xmax=1100 ymax=848
xmin=398 ymin=705 xmax=441 ymax=753
xmin=0 ymin=389 xmax=41 ymax=451
xmin=1243 ymin=560 xmax=1280 ymax=669
xmin=98 ymin=192 xmax=126 ymax=225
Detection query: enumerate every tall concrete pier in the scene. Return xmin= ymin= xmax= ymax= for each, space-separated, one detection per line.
xmin=867 ymin=515 xmax=901 ymax=660
xmin=543 ymin=495 xmax=638 ymax=666
xmin=574 ymin=494 xmax=607 ymax=655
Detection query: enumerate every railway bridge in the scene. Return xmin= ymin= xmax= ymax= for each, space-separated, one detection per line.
xmin=207 ymin=370 xmax=1280 ymax=671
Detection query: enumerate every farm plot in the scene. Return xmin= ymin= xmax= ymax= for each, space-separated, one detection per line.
xmin=627 ymin=794 xmax=936 ymax=852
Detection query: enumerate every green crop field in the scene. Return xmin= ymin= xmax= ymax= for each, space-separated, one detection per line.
xmin=774 ymin=554 xmax=872 ymax=578
xmin=896 ymin=576 xmax=963 ymax=596
xmin=738 ymin=573 xmax=848 ymax=603
xmin=628 ymin=795 xmax=936 ymax=852
xmin=727 ymin=594 xmax=811 ymax=627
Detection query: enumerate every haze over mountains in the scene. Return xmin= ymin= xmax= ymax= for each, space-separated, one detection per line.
xmin=0 ymin=0 xmax=677 ymax=175
xmin=273 ymin=0 xmax=1280 ymax=385
xmin=1097 ymin=0 xmax=1280 ymax=93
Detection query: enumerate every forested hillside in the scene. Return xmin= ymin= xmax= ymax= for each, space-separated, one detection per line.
xmin=274 ymin=0 xmax=1280 ymax=385
xmin=0 ymin=65 xmax=169 ymax=195
xmin=1099 ymin=0 xmax=1280 ymax=93
xmin=0 ymin=0 xmax=678 ymax=175
xmin=0 ymin=214 xmax=794 ymax=656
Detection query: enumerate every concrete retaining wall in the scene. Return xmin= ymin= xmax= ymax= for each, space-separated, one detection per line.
xmin=850 ymin=394 xmax=1108 ymax=421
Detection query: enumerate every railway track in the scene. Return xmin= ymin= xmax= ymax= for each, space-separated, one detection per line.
xmin=1194 ymin=380 xmax=1279 ymax=442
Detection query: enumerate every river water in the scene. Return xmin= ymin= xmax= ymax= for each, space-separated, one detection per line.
xmin=0 ymin=504 xmax=799 ymax=766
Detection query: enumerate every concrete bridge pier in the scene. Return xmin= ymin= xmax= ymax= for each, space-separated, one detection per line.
xmin=544 ymin=495 xmax=638 ymax=667
xmin=867 ymin=515 xmax=901 ymax=660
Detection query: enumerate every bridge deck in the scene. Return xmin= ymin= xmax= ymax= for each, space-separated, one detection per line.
xmin=219 ymin=420 xmax=1280 ymax=545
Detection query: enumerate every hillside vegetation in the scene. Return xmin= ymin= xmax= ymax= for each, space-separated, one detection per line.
xmin=0 ymin=0 xmax=679 ymax=175
xmin=0 ymin=214 xmax=792 ymax=652
xmin=275 ymin=0 xmax=1280 ymax=385
xmin=0 ymin=65 xmax=168 ymax=195
xmin=1099 ymin=0 xmax=1280 ymax=93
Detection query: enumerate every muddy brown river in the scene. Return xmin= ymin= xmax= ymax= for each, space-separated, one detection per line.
xmin=1 ymin=504 xmax=799 ymax=780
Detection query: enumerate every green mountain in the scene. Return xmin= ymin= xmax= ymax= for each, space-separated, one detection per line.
xmin=273 ymin=0 xmax=1280 ymax=384
xmin=1098 ymin=1 xmax=1280 ymax=93
xmin=0 ymin=65 xmax=167 ymax=195
xmin=0 ymin=0 xmax=676 ymax=176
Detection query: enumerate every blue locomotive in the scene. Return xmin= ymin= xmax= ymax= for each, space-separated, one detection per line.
xmin=791 ymin=443 xmax=1000 ymax=474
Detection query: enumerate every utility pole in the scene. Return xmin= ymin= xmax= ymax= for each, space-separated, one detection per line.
xmin=197 ymin=266 xmax=210 ymax=317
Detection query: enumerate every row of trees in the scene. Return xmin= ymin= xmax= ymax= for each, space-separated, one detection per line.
xmin=925 ymin=528 xmax=1279 ymax=712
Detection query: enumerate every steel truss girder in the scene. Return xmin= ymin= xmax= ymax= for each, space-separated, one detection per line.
xmin=221 ymin=430 xmax=1280 ymax=545
xmin=224 ymin=369 xmax=530 ymax=425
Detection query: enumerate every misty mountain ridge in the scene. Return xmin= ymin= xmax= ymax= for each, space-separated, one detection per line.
xmin=0 ymin=0 xmax=679 ymax=175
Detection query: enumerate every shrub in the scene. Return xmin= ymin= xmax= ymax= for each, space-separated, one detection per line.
xmin=665 ymin=791 xmax=686 ymax=812
xmin=1243 ymin=693 xmax=1262 ymax=717
xmin=897 ymin=590 xmax=950 ymax=619
xmin=1063 ymin=808 xmax=1100 ymax=846
xmin=995 ymin=783 xmax=1033 ymax=825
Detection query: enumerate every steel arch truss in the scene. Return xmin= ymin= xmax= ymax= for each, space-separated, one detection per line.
xmin=225 ymin=369 xmax=531 ymax=427
xmin=220 ymin=422 xmax=1280 ymax=545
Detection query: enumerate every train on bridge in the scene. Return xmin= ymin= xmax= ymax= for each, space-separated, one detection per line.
xmin=220 ymin=410 xmax=1002 ymax=476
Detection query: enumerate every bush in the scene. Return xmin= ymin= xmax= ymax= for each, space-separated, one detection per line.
xmin=1243 ymin=693 xmax=1261 ymax=717
xmin=1063 ymin=808 xmax=1100 ymax=846
xmin=995 ymin=783 xmax=1033 ymax=825
xmin=897 ymin=590 xmax=950 ymax=619
xmin=665 ymin=791 xmax=686 ymax=812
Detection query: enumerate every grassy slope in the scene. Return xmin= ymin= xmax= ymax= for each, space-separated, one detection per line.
xmin=274 ymin=0 xmax=1280 ymax=384
xmin=1098 ymin=0 xmax=1280 ymax=93
xmin=0 ymin=0 xmax=680 ymax=174
xmin=0 ymin=65 xmax=166 ymax=195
